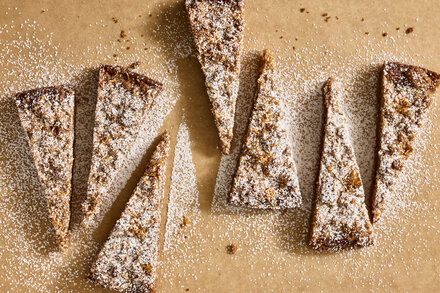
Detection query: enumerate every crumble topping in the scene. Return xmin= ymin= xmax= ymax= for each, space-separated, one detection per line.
xmin=88 ymin=132 xmax=170 ymax=293
xmin=186 ymin=0 xmax=245 ymax=154
xmin=310 ymin=78 xmax=374 ymax=251
xmin=228 ymin=51 xmax=302 ymax=209
xmin=15 ymin=86 xmax=75 ymax=248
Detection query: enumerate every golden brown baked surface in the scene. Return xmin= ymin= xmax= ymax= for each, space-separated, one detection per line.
xmin=88 ymin=132 xmax=170 ymax=293
xmin=372 ymin=62 xmax=440 ymax=224
xmin=81 ymin=65 xmax=163 ymax=229
xmin=228 ymin=51 xmax=302 ymax=209
xmin=186 ymin=0 xmax=245 ymax=154
xmin=14 ymin=86 xmax=75 ymax=248
xmin=310 ymin=78 xmax=374 ymax=251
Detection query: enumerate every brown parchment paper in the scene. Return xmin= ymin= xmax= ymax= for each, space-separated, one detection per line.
xmin=0 ymin=0 xmax=439 ymax=292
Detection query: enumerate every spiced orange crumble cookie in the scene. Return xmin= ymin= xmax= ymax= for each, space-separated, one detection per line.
xmin=15 ymin=86 xmax=75 ymax=248
xmin=228 ymin=51 xmax=302 ymax=209
xmin=185 ymin=0 xmax=245 ymax=154
xmin=372 ymin=62 xmax=440 ymax=224
xmin=88 ymin=132 xmax=170 ymax=293
xmin=309 ymin=78 xmax=374 ymax=251
xmin=81 ymin=65 xmax=163 ymax=229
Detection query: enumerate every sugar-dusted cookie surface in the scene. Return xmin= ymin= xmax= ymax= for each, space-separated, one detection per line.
xmin=81 ymin=65 xmax=163 ymax=229
xmin=372 ymin=62 xmax=440 ymax=224
xmin=15 ymin=86 xmax=75 ymax=248
xmin=186 ymin=0 xmax=245 ymax=154
xmin=228 ymin=51 xmax=302 ymax=209
xmin=310 ymin=78 xmax=374 ymax=251
xmin=88 ymin=132 xmax=170 ymax=293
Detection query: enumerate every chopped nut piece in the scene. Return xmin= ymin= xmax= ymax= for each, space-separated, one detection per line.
xmin=182 ymin=215 xmax=189 ymax=227
xmin=226 ymin=244 xmax=237 ymax=254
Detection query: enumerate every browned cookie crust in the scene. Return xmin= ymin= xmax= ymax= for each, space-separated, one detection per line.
xmin=88 ymin=132 xmax=170 ymax=293
xmin=372 ymin=62 xmax=440 ymax=224
xmin=310 ymin=78 xmax=374 ymax=251
xmin=81 ymin=65 xmax=163 ymax=229
xmin=186 ymin=0 xmax=245 ymax=154
xmin=228 ymin=51 xmax=302 ymax=209
xmin=15 ymin=86 xmax=75 ymax=248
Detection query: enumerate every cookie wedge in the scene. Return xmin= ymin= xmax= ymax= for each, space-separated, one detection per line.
xmin=81 ymin=65 xmax=163 ymax=229
xmin=372 ymin=62 xmax=440 ymax=223
xmin=310 ymin=78 xmax=374 ymax=251
xmin=88 ymin=132 xmax=170 ymax=293
xmin=15 ymin=86 xmax=75 ymax=248
xmin=186 ymin=0 xmax=245 ymax=154
xmin=228 ymin=51 xmax=302 ymax=209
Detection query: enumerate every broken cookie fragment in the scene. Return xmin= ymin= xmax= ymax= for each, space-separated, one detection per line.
xmin=372 ymin=62 xmax=440 ymax=224
xmin=186 ymin=0 xmax=245 ymax=154
xmin=310 ymin=78 xmax=374 ymax=251
xmin=88 ymin=132 xmax=170 ymax=293
xmin=228 ymin=50 xmax=302 ymax=209
xmin=15 ymin=86 xmax=75 ymax=248
xmin=81 ymin=65 xmax=163 ymax=229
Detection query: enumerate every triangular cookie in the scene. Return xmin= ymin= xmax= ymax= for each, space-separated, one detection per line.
xmin=88 ymin=132 xmax=170 ymax=293
xmin=228 ymin=51 xmax=302 ymax=209
xmin=81 ymin=65 xmax=163 ymax=229
xmin=372 ymin=62 xmax=440 ymax=223
xmin=186 ymin=0 xmax=245 ymax=154
xmin=15 ymin=86 xmax=75 ymax=248
xmin=310 ymin=78 xmax=374 ymax=251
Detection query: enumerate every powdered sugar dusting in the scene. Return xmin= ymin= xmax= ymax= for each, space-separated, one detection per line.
xmin=164 ymin=116 xmax=201 ymax=251
xmin=0 ymin=7 xmax=180 ymax=291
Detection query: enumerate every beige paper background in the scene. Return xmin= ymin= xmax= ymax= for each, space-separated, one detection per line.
xmin=0 ymin=0 xmax=439 ymax=292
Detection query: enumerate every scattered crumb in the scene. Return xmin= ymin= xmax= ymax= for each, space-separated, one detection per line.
xmin=226 ymin=244 xmax=237 ymax=255
xmin=322 ymin=13 xmax=328 ymax=17
xmin=40 ymin=9 xmax=47 ymax=13
xmin=292 ymin=46 xmax=296 ymax=50
xmin=396 ymin=27 xmax=400 ymax=30
xmin=325 ymin=16 xmax=331 ymax=22
xmin=365 ymin=32 xmax=370 ymax=35
xmin=182 ymin=216 xmax=189 ymax=227
xmin=127 ymin=61 xmax=141 ymax=70
xmin=406 ymin=27 xmax=414 ymax=34
xmin=300 ymin=8 xmax=305 ymax=13
xmin=112 ymin=16 xmax=119 ymax=23
xmin=120 ymin=30 xmax=127 ymax=38
xmin=126 ymin=46 xmax=130 ymax=50
xmin=361 ymin=17 xmax=365 ymax=21
xmin=382 ymin=32 xmax=388 ymax=37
